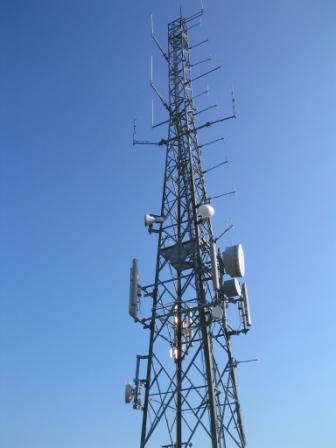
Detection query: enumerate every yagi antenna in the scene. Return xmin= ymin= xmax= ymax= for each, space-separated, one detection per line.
xmin=193 ymin=88 xmax=209 ymax=100
xmin=199 ymin=137 xmax=224 ymax=149
xmin=189 ymin=39 xmax=208 ymax=51
xmin=236 ymin=358 xmax=258 ymax=366
xmin=215 ymin=224 xmax=234 ymax=243
xmin=194 ymin=104 xmax=217 ymax=116
xmin=186 ymin=0 xmax=204 ymax=30
xmin=191 ymin=58 xmax=211 ymax=68
xmin=208 ymin=188 xmax=237 ymax=201
xmin=202 ymin=159 xmax=229 ymax=174
xmin=191 ymin=65 xmax=221 ymax=83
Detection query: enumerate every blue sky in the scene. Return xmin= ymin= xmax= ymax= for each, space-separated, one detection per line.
xmin=1 ymin=0 xmax=336 ymax=447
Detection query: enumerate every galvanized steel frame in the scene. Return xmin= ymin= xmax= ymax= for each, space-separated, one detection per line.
xmin=134 ymin=13 xmax=247 ymax=448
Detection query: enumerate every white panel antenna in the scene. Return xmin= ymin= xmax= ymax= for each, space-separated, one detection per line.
xmin=210 ymin=242 xmax=220 ymax=291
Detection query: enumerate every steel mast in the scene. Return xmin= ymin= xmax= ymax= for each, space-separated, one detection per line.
xmin=126 ymin=8 xmax=252 ymax=448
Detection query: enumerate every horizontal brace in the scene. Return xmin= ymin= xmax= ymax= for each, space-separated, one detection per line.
xmin=149 ymin=384 xmax=208 ymax=397
xmin=141 ymin=273 xmax=193 ymax=290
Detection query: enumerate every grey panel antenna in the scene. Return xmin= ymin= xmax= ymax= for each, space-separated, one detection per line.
xmin=125 ymin=383 xmax=134 ymax=404
xmin=129 ymin=258 xmax=139 ymax=319
xmin=210 ymin=242 xmax=220 ymax=291
xmin=242 ymin=283 xmax=252 ymax=327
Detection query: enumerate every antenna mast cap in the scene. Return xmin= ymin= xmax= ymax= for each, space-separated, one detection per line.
xmin=198 ymin=203 xmax=215 ymax=219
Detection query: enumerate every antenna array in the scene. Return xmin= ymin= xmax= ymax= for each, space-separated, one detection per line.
xmin=126 ymin=7 xmax=253 ymax=448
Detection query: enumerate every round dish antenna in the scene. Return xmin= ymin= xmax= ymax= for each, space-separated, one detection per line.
xmin=222 ymin=244 xmax=245 ymax=277
xmin=223 ymin=278 xmax=241 ymax=297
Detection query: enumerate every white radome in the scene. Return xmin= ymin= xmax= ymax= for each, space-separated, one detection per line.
xmin=222 ymin=244 xmax=245 ymax=277
xmin=198 ymin=204 xmax=215 ymax=219
xmin=223 ymin=278 xmax=242 ymax=297
xmin=144 ymin=214 xmax=156 ymax=226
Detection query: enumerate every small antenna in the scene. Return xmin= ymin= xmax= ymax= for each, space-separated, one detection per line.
xmin=150 ymin=56 xmax=170 ymax=112
xmin=194 ymin=104 xmax=217 ymax=116
xmin=236 ymin=358 xmax=258 ymax=366
xmin=231 ymin=86 xmax=237 ymax=118
xmin=152 ymin=117 xmax=169 ymax=129
xmin=191 ymin=58 xmax=211 ymax=68
xmin=199 ymin=137 xmax=224 ymax=149
xmin=195 ymin=113 xmax=236 ymax=133
xmin=215 ymin=224 xmax=234 ymax=243
xmin=208 ymin=189 xmax=236 ymax=201
xmin=150 ymin=55 xmax=153 ymax=83
xmin=192 ymin=88 xmax=209 ymax=100
xmin=132 ymin=118 xmax=137 ymax=146
xmin=150 ymin=15 xmax=169 ymax=62
xmin=191 ymin=65 xmax=221 ymax=83
xmin=202 ymin=159 xmax=229 ymax=174
xmin=189 ymin=39 xmax=209 ymax=51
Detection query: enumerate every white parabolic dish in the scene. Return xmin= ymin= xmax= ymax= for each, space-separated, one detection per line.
xmin=222 ymin=244 xmax=245 ymax=277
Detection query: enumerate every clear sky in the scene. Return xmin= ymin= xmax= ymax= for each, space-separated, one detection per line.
xmin=1 ymin=0 xmax=336 ymax=447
